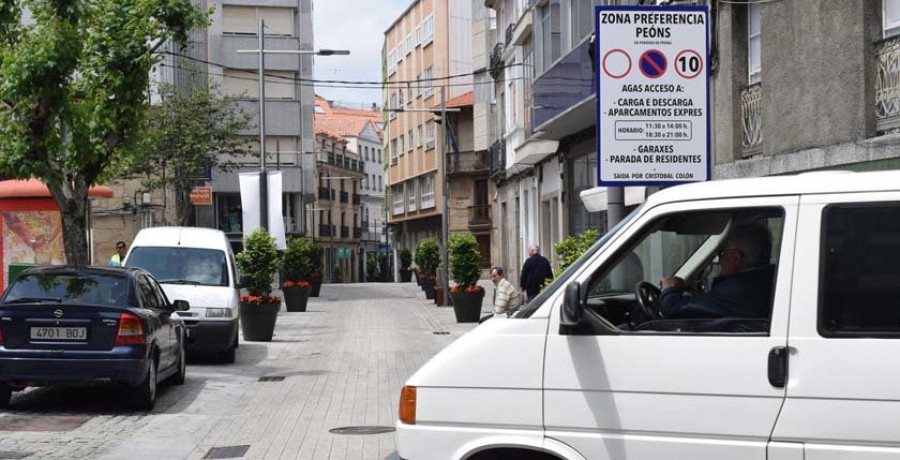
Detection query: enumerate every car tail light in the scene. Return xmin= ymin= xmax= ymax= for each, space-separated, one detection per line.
xmin=114 ymin=312 xmax=145 ymax=345
xmin=399 ymin=386 xmax=416 ymax=424
xmin=0 ymin=327 xmax=4 ymax=345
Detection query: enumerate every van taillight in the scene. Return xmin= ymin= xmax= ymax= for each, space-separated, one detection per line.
xmin=114 ymin=312 xmax=145 ymax=345
xmin=399 ymin=386 xmax=416 ymax=424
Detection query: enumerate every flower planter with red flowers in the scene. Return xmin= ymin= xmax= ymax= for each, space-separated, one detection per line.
xmin=239 ymin=294 xmax=282 ymax=341
xmin=308 ymin=272 xmax=323 ymax=297
xmin=449 ymin=285 xmax=485 ymax=323
xmin=282 ymin=280 xmax=311 ymax=312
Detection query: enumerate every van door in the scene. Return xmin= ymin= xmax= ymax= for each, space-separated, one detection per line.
xmin=773 ymin=193 xmax=900 ymax=458
xmin=543 ymin=196 xmax=798 ymax=460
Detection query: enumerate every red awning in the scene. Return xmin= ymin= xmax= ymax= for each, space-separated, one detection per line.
xmin=0 ymin=179 xmax=114 ymax=199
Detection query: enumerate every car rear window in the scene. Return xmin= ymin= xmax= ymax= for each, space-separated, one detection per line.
xmin=126 ymin=247 xmax=229 ymax=287
xmin=2 ymin=273 xmax=129 ymax=307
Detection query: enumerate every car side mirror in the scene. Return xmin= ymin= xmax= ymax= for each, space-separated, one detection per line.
xmin=173 ymin=300 xmax=190 ymax=312
xmin=559 ymin=281 xmax=585 ymax=334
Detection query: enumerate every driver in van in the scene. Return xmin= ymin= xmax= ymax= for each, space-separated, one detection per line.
xmin=659 ymin=223 xmax=774 ymax=319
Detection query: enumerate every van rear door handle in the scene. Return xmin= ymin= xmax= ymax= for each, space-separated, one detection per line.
xmin=768 ymin=346 xmax=788 ymax=388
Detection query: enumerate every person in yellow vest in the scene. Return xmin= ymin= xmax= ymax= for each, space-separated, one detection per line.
xmin=109 ymin=241 xmax=127 ymax=267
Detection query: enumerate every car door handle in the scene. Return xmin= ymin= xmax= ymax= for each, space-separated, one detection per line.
xmin=768 ymin=346 xmax=788 ymax=388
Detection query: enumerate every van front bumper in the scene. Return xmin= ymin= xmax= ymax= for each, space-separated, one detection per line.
xmin=184 ymin=319 xmax=238 ymax=353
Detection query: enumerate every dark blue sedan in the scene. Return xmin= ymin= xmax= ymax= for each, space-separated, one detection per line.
xmin=0 ymin=266 xmax=189 ymax=410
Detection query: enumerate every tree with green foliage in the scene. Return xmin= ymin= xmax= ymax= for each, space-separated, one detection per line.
xmin=235 ymin=229 xmax=280 ymax=297
xmin=281 ymin=236 xmax=314 ymax=282
xmin=415 ymin=237 xmax=441 ymax=278
xmin=126 ymin=82 xmax=252 ymax=226
xmin=448 ymin=233 xmax=481 ymax=288
xmin=553 ymin=229 xmax=601 ymax=275
xmin=0 ymin=0 xmax=207 ymax=265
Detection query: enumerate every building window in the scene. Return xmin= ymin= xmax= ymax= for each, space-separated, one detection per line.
xmin=423 ymin=14 xmax=435 ymax=45
xmin=425 ymin=120 xmax=436 ymax=150
xmin=389 ymin=93 xmax=398 ymax=118
xmin=417 ymin=126 xmax=423 ymax=147
xmin=364 ymin=146 xmax=368 ymax=160
xmin=388 ymin=48 xmax=398 ymax=75
xmin=222 ymin=6 xmax=293 ymax=36
xmin=420 ymin=67 xmax=435 ymax=97
xmin=393 ymin=185 xmax=405 ymax=215
xmin=399 ymin=134 xmax=405 ymax=155
xmin=748 ymin=3 xmax=761 ymax=84
xmin=415 ymin=25 xmax=422 ymax=46
xmin=887 ymin=0 xmax=900 ymax=37
xmin=390 ymin=139 xmax=398 ymax=163
xmin=408 ymin=130 xmax=414 ymax=151
xmin=378 ymin=149 xmax=382 ymax=163
xmin=541 ymin=0 xmax=561 ymax=71
xmin=405 ymin=34 xmax=413 ymax=55
xmin=407 ymin=180 xmax=417 ymax=212
xmin=420 ymin=173 xmax=435 ymax=209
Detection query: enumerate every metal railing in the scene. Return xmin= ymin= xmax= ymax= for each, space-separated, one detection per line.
xmin=353 ymin=227 xmax=361 ymax=239
xmin=505 ymin=23 xmax=514 ymax=47
xmin=317 ymin=152 xmax=364 ymax=172
xmin=341 ymin=226 xmax=350 ymax=238
xmin=318 ymin=187 xmax=333 ymax=201
xmin=318 ymin=224 xmax=334 ymax=237
xmin=352 ymin=193 xmax=361 ymax=205
xmin=340 ymin=191 xmax=349 ymax=203
xmin=876 ymin=37 xmax=900 ymax=132
xmin=467 ymin=205 xmax=492 ymax=227
xmin=489 ymin=140 xmax=506 ymax=179
xmin=448 ymin=151 xmax=490 ymax=175
xmin=740 ymin=83 xmax=763 ymax=155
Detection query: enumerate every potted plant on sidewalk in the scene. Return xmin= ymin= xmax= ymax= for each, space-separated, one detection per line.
xmin=398 ymin=248 xmax=413 ymax=282
xmin=281 ymin=236 xmax=313 ymax=312
xmin=366 ymin=257 xmax=378 ymax=282
xmin=448 ymin=233 xmax=485 ymax=323
xmin=308 ymin=242 xmax=324 ymax=297
xmin=333 ymin=264 xmax=343 ymax=283
xmin=416 ymin=237 xmax=440 ymax=300
xmin=377 ymin=252 xmax=391 ymax=282
xmin=236 ymin=229 xmax=281 ymax=341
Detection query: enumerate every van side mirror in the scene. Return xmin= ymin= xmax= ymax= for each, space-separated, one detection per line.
xmin=560 ymin=281 xmax=585 ymax=333
xmin=173 ymin=300 xmax=190 ymax=312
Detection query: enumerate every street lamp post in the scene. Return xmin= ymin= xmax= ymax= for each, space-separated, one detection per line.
xmin=237 ymin=20 xmax=349 ymax=232
xmin=383 ymin=101 xmax=461 ymax=305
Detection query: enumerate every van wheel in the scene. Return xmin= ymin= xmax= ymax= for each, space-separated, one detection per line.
xmin=219 ymin=335 xmax=237 ymax=364
xmin=169 ymin=344 xmax=186 ymax=386
xmin=0 ymin=386 xmax=11 ymax=409
xmin=131 ymin=358 xmax=157 ymax=411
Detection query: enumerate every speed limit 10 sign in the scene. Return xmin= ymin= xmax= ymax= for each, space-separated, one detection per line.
xmin=595 ymin=5 xmax=710 ymax=187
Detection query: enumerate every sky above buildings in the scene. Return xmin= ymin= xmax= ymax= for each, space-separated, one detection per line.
xmin=313 ymin=0 xmax=409 ymax=107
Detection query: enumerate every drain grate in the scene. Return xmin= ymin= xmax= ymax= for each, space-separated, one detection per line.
xmin=204 ymin=445 xmax=251 ymax=459
xmin=432 ymin=331 xmax=450 ymax=335
xmin=329 ymin=426 xmax=396 ymax=435
xmin=258 ymin=376 xmax=285 ymax=382
xmin=0 ymin=451 xmax=32 ymax=459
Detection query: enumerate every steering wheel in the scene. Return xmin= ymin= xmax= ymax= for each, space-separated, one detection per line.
xmin=634 ymin=281 xmax=663 ymax=321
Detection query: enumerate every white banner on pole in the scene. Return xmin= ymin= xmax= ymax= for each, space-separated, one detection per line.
xmin=238 ymin=171 xmax=286 ymax=250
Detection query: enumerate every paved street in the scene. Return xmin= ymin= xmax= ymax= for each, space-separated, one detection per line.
xmin=0 ymin=282 xmax=491 ymax=460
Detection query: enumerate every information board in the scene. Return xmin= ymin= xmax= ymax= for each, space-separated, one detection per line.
xmin=596 ymin=5 xmax=710 ymax=186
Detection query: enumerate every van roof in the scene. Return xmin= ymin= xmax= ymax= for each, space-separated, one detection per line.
xmin=131 ymin=227 xmax=229 ymax=251
xmin=647 ymin=170 xmax=900 ymax=208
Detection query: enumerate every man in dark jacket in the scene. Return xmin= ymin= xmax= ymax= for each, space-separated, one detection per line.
xmin=520 ymin=244 xmax=554 ymax=301
xmin=660 ymin=223 xmax=774 ymax=319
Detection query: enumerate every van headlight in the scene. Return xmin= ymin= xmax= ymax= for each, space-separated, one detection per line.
xmin=206 ymin=308 xmax=232 ymax=318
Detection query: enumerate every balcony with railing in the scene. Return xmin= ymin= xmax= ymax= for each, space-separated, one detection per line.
xmin=352 ymin=193 xmax=361 ymax=205
xmin=740 ymin=83 xmax=763 ymax=156
xmin=353 ymin=227 xmax=361 ymax=239
xmin=489 ymin=140 xmax=506 ymax=180
xmin=448 ymin=151 xmax=490 ymax=176
xmin=505 ymin=23 xmax=514 ymax=47
xmin=318 ymin=187 xmax=333 ymax=201
xmin=317 ymin=152 xmax=364 ymax=173
xmin=340 ymin=191 xmax=349 ymax=203
xmin=876 ymin=37 xmax=900 ymax=133
xmin=467 ymin=205 xmax=492 ymax=229
xmin=341 ymin=226 xmax=350 ymax=238
xmin=318 ymin=224 xmax=334 ymax=237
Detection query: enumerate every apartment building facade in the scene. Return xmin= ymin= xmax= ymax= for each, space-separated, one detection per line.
xmin=196 ymin=0 xmax=317 ymax=251
xmin=383 ymin=0 xmax=473 ymax=254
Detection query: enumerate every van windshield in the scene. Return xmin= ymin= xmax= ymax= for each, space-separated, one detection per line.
xmin=126 ymin=247 xmax=229 ymax=287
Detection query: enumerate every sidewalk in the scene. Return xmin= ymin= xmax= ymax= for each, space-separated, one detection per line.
xmin=113 ymin=281 xmax=486 ymax=460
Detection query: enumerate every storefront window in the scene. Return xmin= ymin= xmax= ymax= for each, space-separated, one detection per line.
xmin=568 ymin=152 xmax=605 ymax=236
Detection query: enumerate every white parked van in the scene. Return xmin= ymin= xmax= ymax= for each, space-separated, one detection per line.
xmin=397 ymin=170 xmax=900 ymax=460
xmin=124 ymin=227 xmax=240 ymax=363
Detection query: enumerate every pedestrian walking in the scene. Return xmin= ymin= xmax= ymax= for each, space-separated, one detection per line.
xmin=520 ymin=244 xmax=553 ymax=301
xmin=491 ymin=267 xmax=520 ymax=317
xmin=109 ymin=240 xmax=127 ymax=267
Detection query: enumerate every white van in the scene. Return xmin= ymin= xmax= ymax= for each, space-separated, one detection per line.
xmin=124 ymin=227 xmax=240 ymax=363
xmin=397 ymin=170 xmax=900 ymax=460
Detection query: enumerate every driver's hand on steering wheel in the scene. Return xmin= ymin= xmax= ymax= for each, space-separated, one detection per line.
xmin=660 ymin=276 xmax=684 ymax=291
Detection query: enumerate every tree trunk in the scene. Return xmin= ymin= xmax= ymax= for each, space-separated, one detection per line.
xmin=46 ymin=179 xmax=91 ymax=267
xmin=175 ymin=182 xmax=194 ymax=227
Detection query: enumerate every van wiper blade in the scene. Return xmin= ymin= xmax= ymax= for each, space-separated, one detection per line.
xmin=4 ymin=297 xmax=62 ymax=304
xmin=159 ymin=279 xmax=202 ymax=285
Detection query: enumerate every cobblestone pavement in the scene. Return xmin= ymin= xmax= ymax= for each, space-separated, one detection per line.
xmin=0 ymin=281 xmax=492 ymax=460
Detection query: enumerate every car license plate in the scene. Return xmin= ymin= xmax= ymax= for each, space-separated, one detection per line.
xmin=30 ymin=327 xmax=87 ymax=341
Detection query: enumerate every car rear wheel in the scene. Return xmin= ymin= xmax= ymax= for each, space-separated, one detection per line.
xmin=169 ymin=344 xmax=186 ymax=386
xmin=0 ymin=386 xmax=11 ymax=409
xmin=131 ymin=358 xmax=157 ymax=411
xmin=219 ymin=334 xmax=237 ymax=364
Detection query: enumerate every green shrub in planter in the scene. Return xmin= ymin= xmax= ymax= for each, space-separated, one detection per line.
xmin=282 ymin=236 xmax=314 ymax=282
xmin=399 ymin=249 xmax=412 ymax=270
xmin=553 ymin=229 xmax=600 ymax=275
xmin=366 ymin=257 xmax=378 ymax=280
xmin=236 ymin=229 xmax=280 ymax=297
xmin=448 ymin=233 xmax=484 ymax=322
xmin=415 ymin=237 xmax=441 ymax=279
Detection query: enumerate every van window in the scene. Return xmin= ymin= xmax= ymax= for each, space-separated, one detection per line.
xmin=820 ymin=203 xmax=900 ymax=337
xmin=126 ymin=247 xmax=229 ymax=287
xmin=582 ymin=207 xmax=784 ymax=334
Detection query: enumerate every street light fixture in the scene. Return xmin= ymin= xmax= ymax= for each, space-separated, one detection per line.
xmin=236 ymin=19 xmax=350 ymax=232
xmin=383 ymin=90 xmax=461 ymax=306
